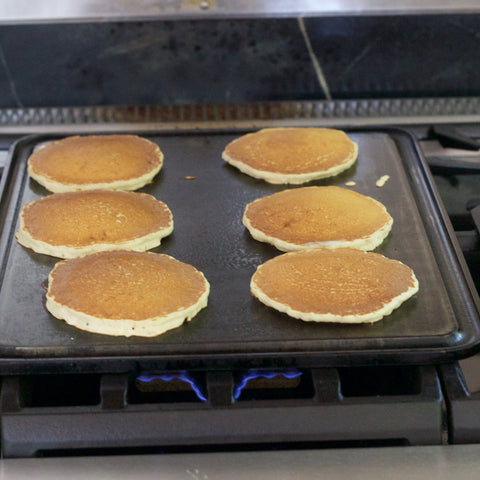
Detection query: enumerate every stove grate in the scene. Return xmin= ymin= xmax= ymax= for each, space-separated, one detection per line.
xmin=0 ymin=365 xmax=444 ymax=458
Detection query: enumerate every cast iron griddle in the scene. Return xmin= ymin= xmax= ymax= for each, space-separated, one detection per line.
xmin=0 ymin=128 xmax=479 ymax=372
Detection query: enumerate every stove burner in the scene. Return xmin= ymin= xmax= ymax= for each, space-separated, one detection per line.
xmin=234 ymin=369 xmax=303 ymax=400
xmin=135 ymin=372 xmax=207 ymax=402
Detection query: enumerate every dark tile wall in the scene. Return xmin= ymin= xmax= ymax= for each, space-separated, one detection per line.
xmin=0 ymin=14 xmax=479 ymax=108
xmin=308 ymin=15 xmax=480 ymax=99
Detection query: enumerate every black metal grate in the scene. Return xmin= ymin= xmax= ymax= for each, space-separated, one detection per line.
xmin=1 ymin=97 xmax=480 ymax=128
xmin=0 ymin=366 xmax=444 ymax=457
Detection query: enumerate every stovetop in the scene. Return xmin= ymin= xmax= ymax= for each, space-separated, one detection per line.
xmin=0 ymin=101 xmax=479 ymax=461
xmin=417 ymin=129 xmax=480 ymax=446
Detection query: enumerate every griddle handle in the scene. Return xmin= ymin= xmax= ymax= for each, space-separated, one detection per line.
xmin=430 ymin=125 xmax=480 ymax=151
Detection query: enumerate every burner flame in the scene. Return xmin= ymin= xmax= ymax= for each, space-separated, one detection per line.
xmin=234 ymin=369 xmax=302 ymax=400
xmin=136 ymin=372 xmax=207 ymax=402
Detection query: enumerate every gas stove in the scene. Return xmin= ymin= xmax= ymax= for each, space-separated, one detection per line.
xmin=417 ymin=127 xmax=480 ymax=446
xmin=0 ymin=100 xmax=479 ymax=464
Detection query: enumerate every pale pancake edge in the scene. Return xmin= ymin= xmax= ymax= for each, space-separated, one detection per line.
xmin=16 ymin=190 xmax=173 ymax=258
xmin=243 ymin=186 xmax=393 ymax=252
xmin=223 ymin=127 xmax=358 ymax=184
xmin=250 ymin=248 xmax=419 ymax=324
xmin=27 ymin=134 xmax=163 ymax=192
xmin=46 ymin=251 xmax=210 ymax=337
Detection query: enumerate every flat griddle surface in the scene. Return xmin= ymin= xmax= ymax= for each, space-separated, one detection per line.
xmin=0 ymin=128 xmax=478 ymax=371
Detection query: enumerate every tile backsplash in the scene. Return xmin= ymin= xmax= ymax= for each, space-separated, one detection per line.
xmin=0 ymin=14 xmax=478 ymax=108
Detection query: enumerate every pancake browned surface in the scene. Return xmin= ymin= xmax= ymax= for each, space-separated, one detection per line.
xmin=243 ymin=186 xmax=393 ymax=251
xmin=28 ymin=134 xmax=163 ymax=192
xmin=251 ymin=248 xmax=419 ymax=324
xmin=223 ymin=127 xmax=358 ymax=184
xmin=46 ymin=251 xmax=210 ymax=337
xmin=16 ymin=190 xmax=173 ymax=258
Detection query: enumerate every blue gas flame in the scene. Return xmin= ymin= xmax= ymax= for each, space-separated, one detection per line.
xmin=234 ymin=369 xmax=302 ymax=400
xmin=136 ymin=372 xmax=207 ymax=402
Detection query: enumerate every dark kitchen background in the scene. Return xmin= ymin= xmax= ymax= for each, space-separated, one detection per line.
xmin=0 ymin=15 xmax=479 ymax=108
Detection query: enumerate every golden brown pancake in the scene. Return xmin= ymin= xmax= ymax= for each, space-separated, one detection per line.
xmin=243 ymin=186 xmax=393 ymax=251
xmin=27 ymin=134 xmax=163 ymax=192
xmin=223 ymin=127 xmax=358 ymax=184
xmin=46 ymin=251 xmax=210 ymax=337
xmin=16 ymin=190 xmax=173 ymax=258
xmin=251 ymin=248 xmax=418 ymax=324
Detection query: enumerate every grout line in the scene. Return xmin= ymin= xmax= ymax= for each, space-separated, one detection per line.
xmin=297 ymin=17 xmax=332 ymax=101
xmin=0 ymin=43 xmax=24 ymax=108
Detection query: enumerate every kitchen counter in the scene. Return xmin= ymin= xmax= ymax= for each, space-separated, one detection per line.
xmin=2 ymin=445 xmax=480 ymax=479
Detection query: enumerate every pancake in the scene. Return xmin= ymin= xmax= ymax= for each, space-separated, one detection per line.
xmin=16 ymin=190 xmax=173 ymax=258
xmin=46 ymin=250 xmax=210 ymax=337
xmin=27 ymin=134 xmax=163 ymax=192
xmin=222 ymin=127 xmax=358 ymax=184
xmin=243 ymin=186 xmax=393 ymax=252
xmin=251 ymin=248 xmax=418 ymax=324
